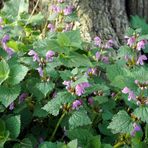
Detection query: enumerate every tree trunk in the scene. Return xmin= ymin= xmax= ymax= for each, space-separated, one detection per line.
xmin=28 ymin=0 xmax=148 ymax=44
xmin=71 ymin=0 xmax=129 ymax=45
xmin=127 ymin=0 xmax=148 ymax=22
xmin=0 ymin=0 xmax=3 ymax=9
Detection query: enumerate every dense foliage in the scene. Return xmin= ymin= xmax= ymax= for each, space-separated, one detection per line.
xmin=0 ymin=0 xmax=148 ymax=148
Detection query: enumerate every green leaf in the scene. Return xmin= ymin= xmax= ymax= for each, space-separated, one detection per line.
xmin=20 ymin=138 xmax=33 ymax=148
xmin=0 ymin=85 xmax=20 ymax=107
xmin=64 ymin=30 xmax=82 ymax=49
xmin=98 ymin=122 xmax=112 ymax=136
xmin=86 ymin=136 xmax=101 ymax=148
xmin=67 ymin=139 xmax=78 ymax=148
xmin=118 ymin=45 xmax=135 ymax=58
xmin=42 ymin=92 xmax=75 ymax=116
xmin=69 ymin=109 xmax=92 ymax=129
xmin=7 ymin=64 xmax=28 ymax=85
xmin=28 ymin=12 xmax=45 ymax=25
xmin=0 ymin=119 xmax=6 ymax=135
xmin=0 ymin=119 xmax=9 ymax=148
xmin=2 ymin=0 xmax=28 ymax=21
xmin=35 ymin=82 xmax=55 ymax=97
xmin=138 ymin=35 xmax=148 ymax=41
xmin=93 ymin=96 xmax=108 ymax=104
xmin=131 ymin=16 xmax=148 ymax=34
xmin=102 ymin=144 xmax=113 ymax=148
xmin=133 ymin=106 xmax=148 ymax=123
xmin=108 ymin=110 xmax=133 ymax=134
xmin=7 ymin=41 xmax=19 ymax=51
xmin=131 ymin=67 xmax=148 ymax=83
xmin=47 ymin=39 xmax=65 ymax=53
xmin=85 ymin=84 xmax=110 ymax=96
xmin=5 ymin=115 xmax=21 ymax=138
xmin=67 ymin=128 xmax=93 ymax=146
xmin=57 ymin=33 xmax=71 ymax=47
xmin=39 ymin=142 xmax=57 ymax=148
xmin=0 ymin=59 xmax=10 ymax=85
xmin=106 ymin=64 xmax=124 ymax=82
xmin=33 ymin=104 xmax=48 ymax=117
xmin=60 ymin=52 xmax=92 ymax=67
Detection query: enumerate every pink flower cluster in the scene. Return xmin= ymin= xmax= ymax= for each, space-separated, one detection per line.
xmin=136 ymin=55 xmax=147 ymax=65
xmin=63 ymin=80 xmax=90 ymax=96
xmin=72 ymin=100 xmax=82 ymax=110
xmin=86 ymin=68 xmax=97 ymax=76
xmin=1 ymin=35 xmax=14 ymax=57
xmin=130 ymin=123 xmax=141 ymax=136
xmin=125 ymin=35 xmax=147 ymax=51
xmin=95 ymin=51 xmax=109 ymax=63
xmin=94 ymin=36 xmax=114 ymax=49
xmin=75 ymin=82 xmax=90 ymax=96
xmin=28 ymin=50 xmax=55 ymax=77
xmin=8 ymin=93 xmax=28 ymax=110
xmin=122 ymin=87 xmax=136 ymax=101
xmin=51 ymin=4 xmax=73 ymax=16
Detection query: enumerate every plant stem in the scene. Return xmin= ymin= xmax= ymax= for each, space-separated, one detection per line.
xmin=8 ymin=138 xmax=32 ymax=147
xmin=113 ymin=141 xmax=125 ymax=148
xmin=50 ymin=111 xmax=66 ymax=141
xmin=25 ymin=0 xmax=40 ymax=26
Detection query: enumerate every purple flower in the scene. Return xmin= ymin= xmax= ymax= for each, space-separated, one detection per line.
xmin=28 ymin=50 xmax=40 ymax=62
xmin=4 ymin=47 xmax=14 ymax=57
xmin=75 ymin=82 xmax=90 ymax=96
xmin=86 ymin=68 xmax=97 ymax=76
xmin=131 ymin=123 xmax=141 ymax=136
xmin=105 ymin=39 xmax=114 ymax=48
xmin=111 ymin=92 xmax=116 ymax=97
xmin=37 ymin=67 xmax=43 ymax=77
xmin=134 ymin=80 xmax=139 ymax=84
xmin=122 ymin=87 xmax=130 ymax=94
xmin=19 ymin=93 xmax=28 ymax=104
xmin=51 ymin=5 xmax=61 ymax=13
xmin=63 ymin=80 xmax=72 ymax=90
xmin=47 ymin=23 xmax=55 ymax=32
xmin=9 ymin=102 xmax=14 ymax=110
xmin=94 ymin=36 xmax=101 ymax=47
xmin=101 ymin=56 xmax=109 ymax=63
xmin=137 ymin=40 xmax=145 ymax=51
xmin=128 ymin=91 xmax=136 ymax=101
xmin=95 ymin=51 xmax=101 ymax=61
xmin=46 ymin=50 xmax=55 ymax=62
xmin=122 ymin=87 xmax=136 ymax=101
xmin=127 ymin=36 xmax=136 ymax=47
xmin=1 ymin=37 xmax=14 ymax=57
xmin=64 ymin=6 xmax=73 ymax=15
xmin=136 ymin=55 xmax=147 ymax=65
xmin=2 ymin=35 xmax=10 ymax=43
xmin=72 ymin=100 xmax=82 ymax=110
xmin=88 ymin=97 xmax=93 ymax=105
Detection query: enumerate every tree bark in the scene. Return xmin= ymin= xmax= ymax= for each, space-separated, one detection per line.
xmin=127 ymin=0 xmax=148 ymax=22
xmin=71 ymin=0 xmax=129 ymax=45
xmin=0 ymin=0 xmax=3 ymax=9
xmin=27 ymin=0 xmax=148 ymax=44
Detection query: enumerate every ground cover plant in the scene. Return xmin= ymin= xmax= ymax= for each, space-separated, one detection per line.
xmin=0 ymin=0 xmax=148 ymax=147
